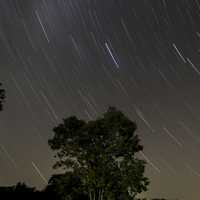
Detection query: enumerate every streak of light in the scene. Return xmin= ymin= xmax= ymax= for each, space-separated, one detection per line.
xmin=0 ymin=145 xmax=17 ymax=168
xmin=35 ymin=10 xmax=50 ymax=43
xmin=134 ymin=106 xmax=155 ymax=133
xmin=163 ymin=127 xmax=183 ymax=148
xmin=105 ymin=42 xmax=120 ymax=68
xmin=187 ymin=58 xmax=200 ymax=76
xmin=185 ymin=163 xmax=200 ymax=177
xmin=40 ymin=91 xmax=59 ymax=122
xmin=172 ymin=43 xmax=186 ymax=63
xmin=140 ymin=152 xmax=161 ymax=173
xmin=31 ymin=161 xmax=48 ymax=184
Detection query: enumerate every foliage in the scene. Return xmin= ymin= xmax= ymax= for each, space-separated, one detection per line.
xmin=45 ymin=172 xmax=88 ymax=200
xmin=49 ymin=107 xmax=149 ymax=200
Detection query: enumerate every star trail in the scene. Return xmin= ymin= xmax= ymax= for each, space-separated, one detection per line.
xmin=0 ymin=0 xmax=200 ymax=199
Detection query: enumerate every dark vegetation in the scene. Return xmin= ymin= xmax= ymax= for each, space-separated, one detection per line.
xmin=0 ymin=83 xmax=5 ymax=111
xmin=0 ymin=85 xmax=153 ymax=199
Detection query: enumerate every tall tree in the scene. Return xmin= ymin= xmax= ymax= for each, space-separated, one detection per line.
xmin=49 ymin=107 xmax=149 ymax=200
xmin=0 ymin=83 xmax=5 ymax=111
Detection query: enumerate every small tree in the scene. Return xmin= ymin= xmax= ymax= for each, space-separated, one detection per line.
xmin=0 ymin=83 xmax=5 ymax=111
xmin=14 ymin=182 xmax=36 ymax=193
xmin=49 ymin=107 xmax=149 ymax=200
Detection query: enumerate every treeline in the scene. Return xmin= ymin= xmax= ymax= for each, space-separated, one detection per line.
xmin=0 ymin=178 xmax=87 ymax=200
xmin=0 ymin=182 xmax=168 ymax=200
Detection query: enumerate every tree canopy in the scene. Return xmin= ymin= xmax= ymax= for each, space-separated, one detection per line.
xmin=49 ymin=107 xmax=149 ymax=200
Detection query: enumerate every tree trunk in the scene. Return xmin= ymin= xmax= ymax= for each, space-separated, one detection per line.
xmin=89 ymin=190 xmax=92 ymax=200
xmin=98 ymin=188 xmax=104 ymax=200
xmin=101 ymin=189 xmax=104 ymax=200
xmin=89 ymin=190 xmax=96 ymax=200
xmin=98 ymin=189 xmax=101 ymax=200
xmin=89 ymin=188 xmax=104 ymax=200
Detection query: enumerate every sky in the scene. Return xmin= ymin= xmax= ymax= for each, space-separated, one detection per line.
xmin=0 ymin=0 xmax=200 ymax=199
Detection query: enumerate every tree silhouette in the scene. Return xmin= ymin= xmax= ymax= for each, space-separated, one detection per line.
xmin=45 ymin=172 xmax=88 ymax=200
xmin=49 ymin=107 xmax=149 ymax=200
xmin=0 ymin=182 xmax=40 ymax=200
xmin=13 ymin=182 xmax=36 ymax=193
xmin=0 ymin=83 xmax=5 ymax=111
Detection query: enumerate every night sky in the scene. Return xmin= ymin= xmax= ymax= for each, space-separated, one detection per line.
xmin=0 ymin=0 xmax=200 ymax=199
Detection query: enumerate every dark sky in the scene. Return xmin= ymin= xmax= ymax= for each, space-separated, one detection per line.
xmin=0 ymin=0 xmax=200 ymax=199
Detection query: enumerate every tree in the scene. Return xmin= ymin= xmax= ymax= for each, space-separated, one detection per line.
xmin=45 ymin=172 xmax=88 ymax=200
xmin=48 ymin=107 xmax=149 ymax=200
xmin=13 ymin=182 xmax=36 ymax=193
xmin=0 ymin=83 xmax=5 ymax=111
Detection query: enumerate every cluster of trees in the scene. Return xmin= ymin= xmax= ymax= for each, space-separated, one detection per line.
xmin=0 ymin=84 xmax=151 ymax=199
